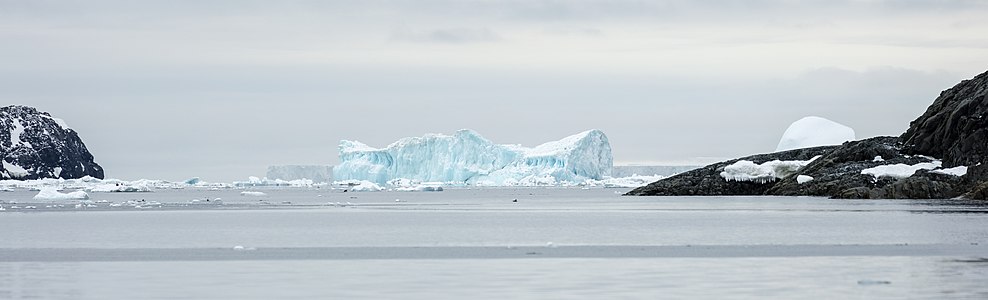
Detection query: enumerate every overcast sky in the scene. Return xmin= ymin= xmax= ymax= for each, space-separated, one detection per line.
xmin=2 ymin=0 xmax=987 ymax=182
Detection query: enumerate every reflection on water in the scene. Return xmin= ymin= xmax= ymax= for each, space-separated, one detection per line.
xmin=2 ymin=257 xmax=988 ymax=299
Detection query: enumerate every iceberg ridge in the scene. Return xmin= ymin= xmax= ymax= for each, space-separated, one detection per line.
xmin=334 ymin=129 xmax=613 ymax=185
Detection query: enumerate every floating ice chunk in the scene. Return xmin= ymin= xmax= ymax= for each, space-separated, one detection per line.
xmin=240 ymin=191 xmax=267 ymax=197
xmin=873 ymin=156 xmax=885 ymax=162
xmin=720 ymin=157 xmax=819 ymax=183
xmin=90 ymin=183 xmax=152 ymax=193
xmin=796 ymin=175 xmax=814 ymax=184
xmin=861 ymin=161 xmax=942 ymax=179
xmin=776 ymin=116 xmax=856 ymax=152
xmin=33 ymin=188 xmax=89 ymax=200
xmin=600 ymin=174 xmax=665 ymax=188
xmin=931 ymin=166 xmax=968 ymax=176
xmin=341 ymin=180 xmax=383 ymax=192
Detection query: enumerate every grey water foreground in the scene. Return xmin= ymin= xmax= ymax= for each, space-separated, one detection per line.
xmin=3 ymin=244 xmax=987 ymax=262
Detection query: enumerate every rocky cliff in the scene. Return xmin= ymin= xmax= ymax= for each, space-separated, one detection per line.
xmin=628 ymin=69 xmax=988 ymax=199
xmin=0 ymin=105 xmax=104 ymax=180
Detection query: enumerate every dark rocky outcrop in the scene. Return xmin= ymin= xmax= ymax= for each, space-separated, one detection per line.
xmin=0 ymin=105 xmax=104 ymax=180
xmin=901 ymin=71 xmax=988 ymax=167
xmin=628 ymin=69 xmax=988 ymax=199
xmin=625 ymin=146 xmax=834 ymax=196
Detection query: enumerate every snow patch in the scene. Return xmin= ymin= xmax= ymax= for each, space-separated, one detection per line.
xmin=9 ymin=118 xmax=24 ymax=146
xmin=776 ymin=116 xmax=855 ymax=152
xmin=2 ymin=161 xmax=29 ymax=178
xmin=932 ymin=166 xmax=968 ymax=176
xmin=861 ymin=161 xmax=942 ymax=179
xmin=796 ymin=175 xmax=814 ymax=184
xmin=720 ymin=157 xmax=819 ymax=184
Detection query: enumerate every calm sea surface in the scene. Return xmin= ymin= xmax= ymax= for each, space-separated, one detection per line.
xmin=2 ymin=188 xmax=987 ymax=299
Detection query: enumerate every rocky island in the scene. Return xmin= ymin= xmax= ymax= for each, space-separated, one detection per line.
xmin=628 ymin=69 xmax=988 ymax=200
xmin=0 ymin=105 xmax=104 ymax=180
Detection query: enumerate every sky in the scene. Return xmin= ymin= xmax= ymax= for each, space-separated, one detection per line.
xmin=2 ymin=0 xmax=987 ymax=182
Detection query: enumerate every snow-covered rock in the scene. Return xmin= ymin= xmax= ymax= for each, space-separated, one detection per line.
xmin=334 ymin=129 xmax=613 ymax=185
xmin=1 ymin=105 xmax=104 ymax=180
xmin=33 ymin=187 xmax=89 ymax=200
xmin=776 ymin=116 xmax=856 ymax=152
xmin=720 ymin=157 xmax=819 ymax=184
xmin=861 ymin=161 xmax=942 ymax=180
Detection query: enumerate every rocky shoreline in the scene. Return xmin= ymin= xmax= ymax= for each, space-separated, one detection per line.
xmin=628 ymin=69 xmax=988 ymax=199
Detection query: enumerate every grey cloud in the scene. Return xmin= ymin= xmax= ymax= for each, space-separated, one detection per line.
xmin=391 ymin=28 xmax=501 ymax=44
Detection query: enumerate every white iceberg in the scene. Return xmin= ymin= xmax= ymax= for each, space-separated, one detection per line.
xmin=334 ymin=129 xmax=613 ymax=185
xmin=240 ymin=191 xmax=267 ymax=197
xmin=33 ymin=188 xmax=89 ymax=200
xmin=776 ymin=116 xmax=856 ymax=152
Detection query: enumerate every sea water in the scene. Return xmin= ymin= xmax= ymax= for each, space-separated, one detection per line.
xmin=1 ymin=188 xmax=987 ymax=299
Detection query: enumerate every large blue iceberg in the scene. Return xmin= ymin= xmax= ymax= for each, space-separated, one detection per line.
xmin=333 ymin=129 xmax=613 ymax=185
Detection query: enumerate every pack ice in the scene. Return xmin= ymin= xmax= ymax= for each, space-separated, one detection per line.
xmin=776 ymin=116 xmax=856 ymax=152
xmin=333 ymin=129 xmax=613 ymax=185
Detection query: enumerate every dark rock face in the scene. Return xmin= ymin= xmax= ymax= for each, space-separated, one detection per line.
xmin=0 ymin=105 xmax=104 ymax=180
xmin=901 ymin=70 xmax=988 ymax=167
xmin=625 ymin=146 xmax=834 ymax=196
xmin=629 ymin=69 xmax=988 ymax=199
xmin=767 ymin=137 xmax=962 ymax=199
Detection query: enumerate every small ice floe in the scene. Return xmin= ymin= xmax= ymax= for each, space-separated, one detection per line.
xmin=545 ymin=242 xmax=557 ymax=248
xmin=24 ymin=205 xmax=36 ymax=209
xmin=395 ymin=199 xmax=401 ymax=202
xmin=233 ymin=245 xmax=257 ymax=251
xmin=33 ymin=188 xmax=89 ymax=200
xmin=857 ymin=280 xmax=892 ymax=285
xmin=240 ymin=191 xmax=267 ymax=197
xmin=873 ymin=156 xmax=885 ymax=162
xmin=189 ymin=198 xmax=222 ymax=205
xmin=0 ymin=205 xmax=5 ymax=211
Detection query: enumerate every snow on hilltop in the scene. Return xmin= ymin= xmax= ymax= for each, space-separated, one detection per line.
xmin=1 ymin=105 xmax=104 ymax=180
xmin=334 ymin=129 xmax=613 ymax=185
xmin=776 ymin=116 xmax=856 ymax=152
